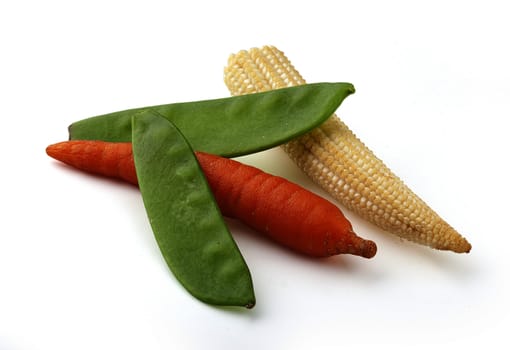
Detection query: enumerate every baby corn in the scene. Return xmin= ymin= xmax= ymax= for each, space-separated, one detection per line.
xmin=224 ymin=45 xmax=471 ymax=253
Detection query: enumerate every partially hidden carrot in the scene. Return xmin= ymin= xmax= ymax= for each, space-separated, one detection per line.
xmin=46 ymin=140 xmax=138 ymax=185
xmin=46 ymin=140 xmax=377 ymax=259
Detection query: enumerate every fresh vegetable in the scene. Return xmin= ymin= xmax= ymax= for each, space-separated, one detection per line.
xmin=46 ymin=141 xmax=377 ymax=259
xmin=45 ymin=139 xmax=138 ymax=185
xmin=132 ymin=112 xmax=255 ymax=308
xmin=68 ymin=83 xmax=355 ymax=157
xmin=196 ymin=151 xmax=377 ymax=258
xmin=224 ymin=45 xmax=471 ymax=253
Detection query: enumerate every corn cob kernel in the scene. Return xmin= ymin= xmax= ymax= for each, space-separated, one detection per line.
xmin=224 ymin=45 xmax=471 ymax=253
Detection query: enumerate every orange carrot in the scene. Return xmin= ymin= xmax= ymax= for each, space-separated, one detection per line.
xmin=46 ymin=140 xmax=377 ymax=258
xmin=46 ymin=140 xmax=138 ymax=185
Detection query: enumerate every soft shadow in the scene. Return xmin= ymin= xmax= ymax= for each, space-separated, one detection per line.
xmin=210 ymin=303 xmax=262 ymax=319
xmin=225 ymin=217 xmax=362 ymax=269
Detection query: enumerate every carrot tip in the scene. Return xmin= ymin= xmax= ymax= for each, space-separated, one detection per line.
xmin=360 ymin=240 xmax=377 ymax=259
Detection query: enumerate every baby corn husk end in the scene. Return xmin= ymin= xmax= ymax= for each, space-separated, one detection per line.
xmin=224 ymin=45 xmax=471 ymax=254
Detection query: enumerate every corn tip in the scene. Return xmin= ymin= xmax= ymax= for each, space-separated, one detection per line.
xmin=454 ymin=238 xmax=472 ymax=254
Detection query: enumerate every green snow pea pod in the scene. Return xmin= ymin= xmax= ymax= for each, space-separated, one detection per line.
xmin=70 ymin=82 xmax=355 ymax=157
xmin=132 ymin=110 xmax=255 ymax=308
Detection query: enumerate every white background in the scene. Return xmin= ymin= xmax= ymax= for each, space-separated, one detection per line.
xmin=1 ymin=1 xmax=509 ymax=349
